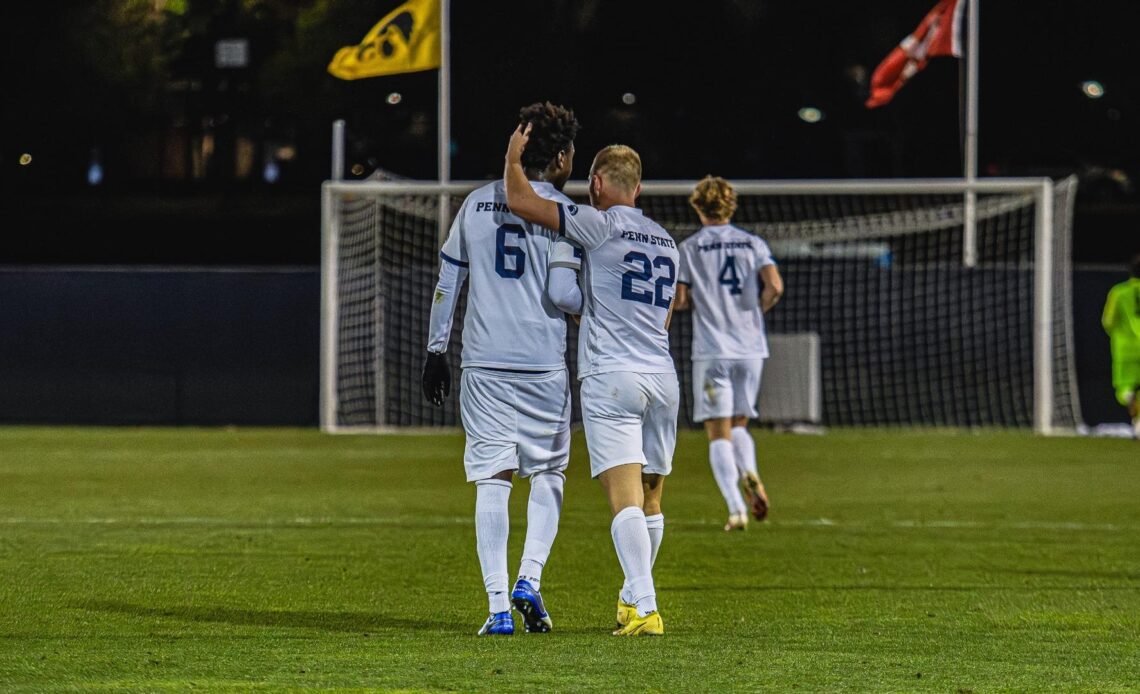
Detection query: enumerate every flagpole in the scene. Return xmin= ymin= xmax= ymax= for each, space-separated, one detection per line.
xmin=437 ymin=0 xmax=451 ymax=245
xmin=331 ymin=119 xmax=345 ymax=181
xmin=963 ymin=0 xmax=979 ymax=268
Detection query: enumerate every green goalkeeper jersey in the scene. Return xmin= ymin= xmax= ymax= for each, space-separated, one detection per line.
xmin=1103 ymin=278 xmax=1140 ymax=386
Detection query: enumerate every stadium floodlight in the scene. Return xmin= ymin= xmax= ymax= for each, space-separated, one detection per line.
xmin=797 ymin=107 xmax=824 ymax=123
xmin=87 ymin=161 xmax=103 ymax=186
xmin=1081 ymin=80 xmax=1105 ymax=99
xmin=321 ymin=177 xmax=1081 ymax=434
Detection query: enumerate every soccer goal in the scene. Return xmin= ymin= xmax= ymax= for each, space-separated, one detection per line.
xmin=320 ymin=176 xmax=1081 ymax=434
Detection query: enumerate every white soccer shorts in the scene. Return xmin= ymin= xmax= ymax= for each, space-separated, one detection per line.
xmin=691 ymin=358 xmax=765 ymax=422
xmin=459 ymin=368 xmax=571 ymax=482
xmin=580 ymin=371 xmax=679 ymax=478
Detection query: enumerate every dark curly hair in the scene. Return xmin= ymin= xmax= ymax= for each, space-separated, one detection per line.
xmin=518 ymin=101 xmax=580 ymax=173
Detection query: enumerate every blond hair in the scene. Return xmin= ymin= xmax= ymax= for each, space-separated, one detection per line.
xmin=591 ymin=145 xmax=642 ymax=193
xmin=689 ymin=176 xmax=737 ymax=222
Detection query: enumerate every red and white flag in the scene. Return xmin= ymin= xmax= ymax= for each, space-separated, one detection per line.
xmin=865 ymin=0 xmax=965 ymax=108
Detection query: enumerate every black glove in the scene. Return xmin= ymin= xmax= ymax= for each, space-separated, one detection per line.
xmin=422 ymin=351 xmax=451 ymax=406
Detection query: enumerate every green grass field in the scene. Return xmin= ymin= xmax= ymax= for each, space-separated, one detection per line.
xmin=1 ymin=427 xmax=1138 ymax=691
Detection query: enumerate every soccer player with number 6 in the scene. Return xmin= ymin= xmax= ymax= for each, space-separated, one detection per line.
xmin=423 ymin=102 xmax=582 ymax=636
xmin=674 ymin=176 xmax=784 ymax=531
xmin=505 ymin=126 xmax=680 ymax=637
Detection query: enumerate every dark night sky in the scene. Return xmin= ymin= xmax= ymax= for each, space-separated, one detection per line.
xmin=2 ymin=0 xmax=1137 ymax=263
xmin=3 ymin=0 xmax=1137 ymax=182
xmin=347 ymin=0 xmax=1140 ymax=182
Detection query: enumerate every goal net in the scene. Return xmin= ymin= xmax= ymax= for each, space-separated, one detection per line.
xmin=321 ymin=177 xmax=1081 ymax=433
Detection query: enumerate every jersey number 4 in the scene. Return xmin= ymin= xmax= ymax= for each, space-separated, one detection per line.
xmin=495 ymin=224 xmax=526 ymax=279
xmin=719 ymin=255 xmax=743 ymax=295
xmin=621 ymin=251 xmax=675 ymax=308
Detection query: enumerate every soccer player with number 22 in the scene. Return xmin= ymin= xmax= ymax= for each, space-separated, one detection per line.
xmin=505 ymin=124 xmax=680 ymax=637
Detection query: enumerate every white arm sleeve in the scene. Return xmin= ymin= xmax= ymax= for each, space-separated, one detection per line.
xmin=548 ymin=237 xmax=583 ymax=270
xmin=439 ymin=197 xmax=470 ymax=267
xmin=547 ymin=266 xmax=583 ymax=315
xmin=426 ymin=261 xmax=468 ymax=353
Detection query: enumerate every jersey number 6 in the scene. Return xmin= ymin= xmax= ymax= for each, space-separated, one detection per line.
xmin=495 ymin=224 xmax=526 ymax=279
xmin=621 ymin=250 xmax=675 ymax=308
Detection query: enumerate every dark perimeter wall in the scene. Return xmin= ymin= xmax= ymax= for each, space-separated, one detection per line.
xmin=0 ymin=268 xmax=318 ymax=425
xmin=0 ymin=266 xmax=1125 ymax=427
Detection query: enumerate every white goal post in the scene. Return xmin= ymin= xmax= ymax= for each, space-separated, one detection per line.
xmin=320 ymin=177 xmax=1081 ymax=434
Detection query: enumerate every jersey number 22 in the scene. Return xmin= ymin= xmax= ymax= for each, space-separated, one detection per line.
xmin=621 ymin=251 xmax=675 ymax=308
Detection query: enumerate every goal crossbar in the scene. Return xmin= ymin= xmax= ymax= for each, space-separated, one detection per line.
xmin=323 ymin=177 xmax=1053 ymax=197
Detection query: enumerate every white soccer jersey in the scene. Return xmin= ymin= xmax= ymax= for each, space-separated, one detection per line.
xmin=677 ymin=224 xmax=777 ymax=360
xmin=432 ymin=180 xmax=574 ymax=371
xmin=556 ymin=202 xmax=679 ymax=378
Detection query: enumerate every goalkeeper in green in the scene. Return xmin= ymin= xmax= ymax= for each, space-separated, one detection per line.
xmin=1102 ymin=254 xmax=1140 ymax=438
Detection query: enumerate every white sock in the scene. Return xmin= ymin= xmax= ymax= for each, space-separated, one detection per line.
xmin=646 ymin=513 xmax=664 ymax=566
xmin=611 ymin=506 xmax=657 ymax=617
xmin=731 ymin=426 xmax=759 ymax=478
xmin=475 ymin=479 xmax=512 ymax=614
xmin=518 ymin=470 xmax=565 ymax=591
xmin=710 ymin=439 xmax=747 ymax=516
xmin=621 ymin=513 xmax=664 ymax=605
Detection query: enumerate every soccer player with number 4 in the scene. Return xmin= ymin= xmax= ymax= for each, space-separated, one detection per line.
xmin=423 ymin=103 xmax=583 ymax=636
xmin=674 ymin=176 xmax=784 ymax=531
xmin=505 ymin=124 xmax=680 ymax=637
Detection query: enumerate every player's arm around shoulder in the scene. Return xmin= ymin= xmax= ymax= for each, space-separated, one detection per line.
xmin=503 ymin=125 xmax=611 ymax=250
xmin=504 ymin=124 xmax=560 ymax=231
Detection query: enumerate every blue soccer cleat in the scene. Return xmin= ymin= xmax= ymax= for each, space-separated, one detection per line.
xmin=477 ymin=611 xmax=514 ymax=636
xmin=511 ymin=579 xmax=553 ymax=633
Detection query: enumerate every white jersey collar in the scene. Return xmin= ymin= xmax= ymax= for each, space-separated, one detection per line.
xmin=608 ymin=204 xmax=644 ymax=216
xmin=530 ymin=180 xmax=561 ymax=194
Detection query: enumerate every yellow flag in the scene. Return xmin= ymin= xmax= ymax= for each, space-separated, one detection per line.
xmin=327 ymin=0 xmax=441 ymax=80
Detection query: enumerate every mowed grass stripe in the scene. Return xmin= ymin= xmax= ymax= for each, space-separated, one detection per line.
xmin=0 ymin=517 xmax=1137 ymax=532
xmin=0 ymin=428 xmax=1137 ymax=691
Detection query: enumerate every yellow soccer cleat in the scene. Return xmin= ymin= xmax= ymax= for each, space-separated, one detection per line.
xmin=612 ymin=610 xmax=664 ymax=636
xmin=615 ymin=598 xmax=637 ymax=628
